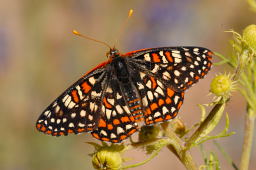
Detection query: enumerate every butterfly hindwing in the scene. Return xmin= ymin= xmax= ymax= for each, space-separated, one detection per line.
xmin=91 ymin=78 xmax=138 ymax=143
xmin=133 ymin=71 xmax=184 ymax=125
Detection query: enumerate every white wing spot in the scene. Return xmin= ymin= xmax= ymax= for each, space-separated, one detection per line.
xmin=137 ymin=82 xmax=144 ymax=90
xmin=157 ymin=80 xmax=164 ymax=88
xmin=112 ymin=111 xmax=117 ymax=117
xmin=185 ymin=52 xmax=190 ymax=56
xmin=181 ymin=66 xmax=187 ymax=71
xmin=126 ymin=124 xmax=132 ymax=130
xmin=123 ymin=106 xmax=130 ymax=113
xmin=152 ymin=65 xmax=160 ymax=73
xmin=111 ymin=133 xmax=117 ymax=139
xmin=89 ymin=77 xmax=96 ymax=85
xmin=71 ymin=113 xmax=76 ymax=118
xmin=193 ymin=48 xmax=199 ymax=52
xmin=162 ymin=106 xmax=168 ymax=115
xmin=55 ymin=105 xmax=60 ymax=113
xmin=142 ymin=96 xmax=148 ymax=106
xmin=90 ymin=102 xmax=94 ymax=111
xmin=88 ymin=114 xmax=93 ymax=121
xmin=78 ymin=123 xmax=85 ymax=127
xmin=116 ymin=92 xmax=122 ymax=99
xmin=68 ymin=101 xmax=76 ymax=109
xmin=57 ymin=119 xmax=61 ymax=124
xmin=100 ymin=130 xmax=107 ymax=136
xmin=140 ymin=72 xmax=146 ymax=79
xmin=69 ymin=123 xmax=74 ymax=128
xmin=174 ymin=57 xmax=182 ymax=63
xmin=144 ymin=53 xmax=151 ymax=61
xmin=146 ymin=80 xmax=152 ymax=88
xmin=117 ymin=127 xmax=124 ymax=134
xmin=107 ymin=98 xmax=115 ymax=105
xmin=44 ymin=110 xmax=51 ymax=117
xmin=154 ymin=112 xmax=161 ymax=118
xmin=194 ymin=61 xmax=199 ymax=66
xmin=172 ymin=53 xmax=182 ymax=59
xmin=106 ymin=87 xmax=113 ymax=93
xmin=62 ymin=118 xmax=67 ymax=123
xmin=155 ymin=87 xmax=164 ymax=96
xmin=116 ymin=105 xmax=123 ymax=114
xmin=91 ymin=91 xmax=101 ymax=97
xmin=190 ymin=72 xmax=195 ymax=77
xmin=63 ymin=95 xmax=71 ymax=107
xmin=147 ymin=91 xmax=154 ymax=101
xmin=163 ymin=71 xmax=171 ymax=79
xmin=174 ymin=70 xmax=181 ymax=76
xmin=174 ymin=96 xmax=180 ymax=104
xmin=106 ymin=109 xmax=112 ymax=120
xmin=171 ymin=107 xmax=176 ymax=113
xmin=80 ymin=110 xmax=86 ymax=117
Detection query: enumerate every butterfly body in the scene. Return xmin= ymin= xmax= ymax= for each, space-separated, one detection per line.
xmin=36 ymin=46 xmax=213 ymax=142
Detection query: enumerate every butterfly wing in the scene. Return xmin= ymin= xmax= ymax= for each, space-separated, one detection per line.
xmin=125 ymin=47 xmax=213 ymax=125
xmin=91 ymin=78 xmax=138 ymax=143
xmin=126 ymin=66 xmax=185 ymax=125
xmin=36 ymin=62 xmax=109 ymax=136
xmin=125 ymin=46 xmax=213 ymax=91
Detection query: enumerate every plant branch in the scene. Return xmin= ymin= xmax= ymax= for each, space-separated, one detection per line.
xmin=185 ymin=101 xmax=226 ymax=150
xmin=164 ymin=127 xmax=198 ymax=170
xmin=239 ymin=108 xmax=255 ymax=170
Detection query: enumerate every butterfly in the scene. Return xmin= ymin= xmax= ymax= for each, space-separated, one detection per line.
xmin=36 ymin=46 xmax=213 ymax=143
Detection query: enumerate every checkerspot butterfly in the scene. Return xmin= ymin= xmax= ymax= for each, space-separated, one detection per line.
xmin=36 ymin=46 xmax=213 ymax=143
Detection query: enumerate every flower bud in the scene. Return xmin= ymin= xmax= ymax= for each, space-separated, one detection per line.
xmin=91 ymin=145 xmax=123 ymax=170
xmin=210 ymin=74 xmax=234 ymax=97
xmin=243 ymin=24 xmax=256 ymax=52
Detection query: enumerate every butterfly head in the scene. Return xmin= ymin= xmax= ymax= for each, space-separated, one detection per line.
xmin=107 ymin=48 xmax=120 ymax=59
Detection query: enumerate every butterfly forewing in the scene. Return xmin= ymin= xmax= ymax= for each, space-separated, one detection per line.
xmin=127 ymin=47 xmax=213 ymax=91
xmin=36 ymin=65 xmax=107 ymax=136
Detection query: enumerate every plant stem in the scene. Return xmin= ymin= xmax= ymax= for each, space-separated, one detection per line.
xmin=164 ymin=126 xmax=198 ymax=170
xmin=240 ymin=108 xmax=255 ymax=170
xmin=185 ymin=102 xmax=226 ymax=150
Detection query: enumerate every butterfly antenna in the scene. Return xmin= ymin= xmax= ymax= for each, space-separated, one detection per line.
xmin=72 ymin=30 xmax=112 ymax=49
xmin=115 ymin=9 xmax=134 ymax=47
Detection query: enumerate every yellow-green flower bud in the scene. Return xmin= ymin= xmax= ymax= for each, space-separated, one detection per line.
xmin=92 ymin=148 xmax=123 ymax=170
xmin=210 ymin=74 xmax=234 ymax=97
xmin=243 ymin=24 xmax=256 ymax=52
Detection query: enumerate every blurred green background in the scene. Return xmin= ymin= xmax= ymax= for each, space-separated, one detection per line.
xmin=0 ymin=0 xmax=255 ymax=169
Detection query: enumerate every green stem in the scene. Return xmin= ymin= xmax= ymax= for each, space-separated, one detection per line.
xmin=185 ymin=102 xmax=226 ymax=150
xmin=239 ymin=108 xmax=255 ymax=170
xmin=164 ymin=127 xmax=198 ymax=170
